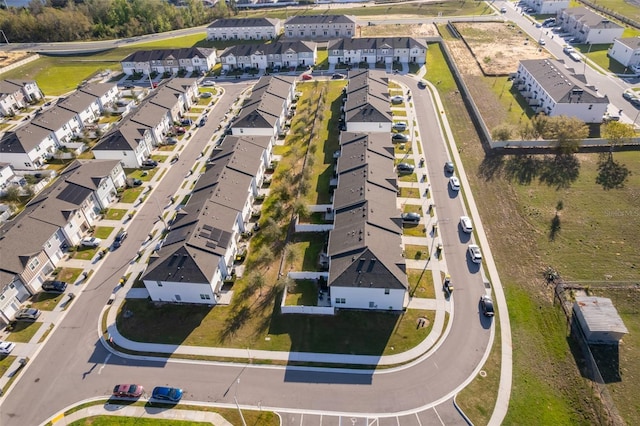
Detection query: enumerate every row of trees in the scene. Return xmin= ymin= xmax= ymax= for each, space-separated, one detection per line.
xmin=0 ymin=0 xmax=235 ymax=42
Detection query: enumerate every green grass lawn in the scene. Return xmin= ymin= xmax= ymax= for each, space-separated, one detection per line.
xmin=150 ymin=154 xmax=169 ymax=163
xmin=93 ymin=226 xmax=114 ymax=240
xmin=315 ymin=48 xmax=329 ymax=70
xmin=589 ymin=0 xmax=640 ymax=23
xmin=119 ymin=187 xmax=143 ymax=204
xmin=29 ymin=292 xmax=64 ymax=311
xmin=69 ymin=417 xmax=210 ymax=426
xmin=127 ymin=168 xmax=158 ymax=181
xmin=72 ymin=246 xmax=98 ymax=260
xmin=5 ymin=321 xmax=42 ymax=343
xmin=398 ymin=187 xmax=420 ymax=198
xmin=398 ymin=172 xmax=418 ymax=182
xmin=403 ymin=224 xmax=426 ymax=237
xmin=287 ymin=233 xmax=327 ymax=271
xmin=407 ymin=268 xmax=435 ymax=299
xmin=284 ymin=280 xmax=318 ymax=306
xmin=404 ymin=244 xmax=429 ymax=261
xmin=0 ymin=356 xmax=16 ymax=377
xmin=104 ymin=208 xmax=128 ymax=220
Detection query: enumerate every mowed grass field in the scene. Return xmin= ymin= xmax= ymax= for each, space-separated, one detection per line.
xmin=425 ymin=41 xmax=640 ymax=425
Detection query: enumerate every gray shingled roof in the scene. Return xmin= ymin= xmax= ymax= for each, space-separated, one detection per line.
xmin=615 ymin=36 xmax=640 ymax=50
xmin=220 ymin=41 xmax=315 ymax=59
xmin=562 ymin=7 xmax=623 ymax=30
xmin=209 ymin=137 xmax=265 ymax=177
xmin=328 ymin=37 xmax=426 ymax=52
xmin=93 ymin=121 xmax=148 ymax=151
xmin=344 ymin=70 xmax=392 ymax=124
xmin=122 ymin=47 xmax=215 ymax=63
xmin=0 ymin=79 xmax=34 ymax=96
xmin=285 ymin=15 xmax=355 ymax=25
xmin=232 ymin=75 xmax=295 ymax=130
xmin=31 ymin=107 xmax=77 ymax=132
xmin=520 ymin=59 xmax=608 ymax=104
xmin=63 ymin=159 xmax=120 ymax=191
xmin=208 ymin=17 xmax=279 ymax=29
xmin=57 ymin=91 xmax=96 ymax=114
xmin=0 ymin=123 xmax=52 ymax=154
xmin=78 ymin=82 xmax=116 ymax=99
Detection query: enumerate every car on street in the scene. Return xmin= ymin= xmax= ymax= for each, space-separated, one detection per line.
xmin=392 ymin=133 xmax=410 ymax=142
xmin=444 ymin=161 xmax=454 ymax=174
xmin=500 ymin=7 xmax=506 ymax=13
xmin=332 ymin=73 xmax=346 ymax=79
xmin=170 ymin=154 xmax=180 ymax=164
xmin=459 ymin=216 xmax=473 ymax=233
xmin=141 ymin=159 xmax=158 ymax=168
xmin=42 ymin=280 xmax=68 ymax=293
xmin=15 ymin=308 xmax=41 ymax=321
xmin=0 ymin=341 xmax=16 ymax=355
xmin=623 ymin=90 xmax=636 ymax=101
xmin=112 ymin=384 xmax=144 ymax=398
xmin=468 ymin=244 xmax=483 ymax=264
xmin=112 ymin=230 xmax=128 ymax=249
xmin=390 ymin=95 xmax=404 ymax=104
xmin=199 ymin=117 xmax=207 ymax=127
xmin=392 ymin=121 xmax=408 ymax=131
xmin=201 ymin=80 xmax=215 ymax=87
xmin=396 ymin=162 xmax=415 ymax=173
xmin=301 ymin=73 xmax=313 ymax=81
xmin=80 ymin=237 xmax=102 ymax=247
xmin=480 ymin=295 xmax=495 ymax=317
xmin=401 ymin=212 xmax=421 ymax=223
xmin=449 ymin=176 xmax=460 ymax=191
xmin=538 ymin=39 xmax=546 ymax=46
xmin=417 ymin=80 xmax=427 ymax=89
xmin=151 ymin=386 xmax=183 ymax=402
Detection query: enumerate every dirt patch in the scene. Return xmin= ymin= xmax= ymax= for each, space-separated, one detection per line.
xmin=360 ymin=22 xmax=439 ymax=38
xmin=455 ymin=21 xmax=553 ymax=75
xmin=0 ymin=51 xmax=31 ymax=68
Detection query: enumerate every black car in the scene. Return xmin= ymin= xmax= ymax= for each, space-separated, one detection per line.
xmin=480 ymin=295 xmax=495 ymax=317
xmin=199 ymin=117 xmax=207 ymax=127
xmin=141 ymin=159 xmax=158 ymax=168
xmin=42 ymin=280 xmax=68 ymax=293
xmin=113 ymin=231 xmax=128 ymax=249
xmin=392 ymin=133 xmax=410 ymax=142
xmin=180 ymin=118 xmax=193 ymax=126
xmin=401 ymin=212 xmax=421 ymax=223
xmin=396 ymin=162 xmax=415 ymax=173
xmin=332 ymin=73 xmax=346 ymax=79
xmin=417 ymin=80 xmax=427 ymax=89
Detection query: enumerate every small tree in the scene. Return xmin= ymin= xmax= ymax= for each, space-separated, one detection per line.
xmin=2 ymin=185 xmax=21 ymax=203
xmin=602 ymin=121 xmax=636 ymax=157
xmin=541 ymin=116 xmax=589 ymax=154
xmin=492 ymin=124 xmax=512 ymax=141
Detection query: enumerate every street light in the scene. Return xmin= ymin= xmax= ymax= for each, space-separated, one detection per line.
xmin=234 ymin=378 xmax=247 ymax=426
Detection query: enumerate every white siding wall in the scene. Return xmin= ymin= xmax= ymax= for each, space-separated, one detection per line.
xmin=346 ymin=122 xmax=392 ymax=133
xmin=608 ymin=39 xmax=638 ymax=67
xmin=145 ymin=280 xmax=217 ymax=305
xmin=331 ymin=286 xmax=405 ymax=311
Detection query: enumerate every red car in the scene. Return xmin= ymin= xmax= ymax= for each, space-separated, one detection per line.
xmin=112 ymin=384 xmax=144 ymax=398
xmin=301 ymin=73 xmax=313 ymax=81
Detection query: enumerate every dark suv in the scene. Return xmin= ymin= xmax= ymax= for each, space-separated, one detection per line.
xmin=42 ymin=280 xmax=67 ymax=293
xmin=113 ymin=231 xmax=128 ymax=249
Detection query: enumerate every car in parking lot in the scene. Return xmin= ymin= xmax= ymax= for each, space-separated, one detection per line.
xmin=392 ymin=133 xmax=410 ymax=142
xmin=151 ymin=386 xmax=183 ymax=402
xmin=0 ymin=341 xmax=16 ymax=355
xmin=390 ymin=95 xmax=404 ymax=104
xmin=468 ymin=244 xmax=483 ymax=264
xmin=444 ymin=161 xmax=455 ymax=174
xmin=392 ymin=121 xmax=408 ymax=131
xmin=42 ymin=280 xmax=68 ymax=293
xmin=113 ymin=384 xmax=144 ymax=398
xmin=15 ymin=308 xmax=41 ymax=321
xmin=449 ymin=176 xmax=460 ymax=191
xmin=401 ymin=212 xmax=421 ymax=224
xmin=480 ymin=295 xmax=495 ymax=317
xmin=112 ymin=231 xmax=128 ymax=249
xmin=396 ymin=162 xmax=415 ymax=173
xmin=459 ymin=216 xmax=473 ymax=233
xmin=141 ymin=159 xmax=158 ymax=168
xmin=80 ymin=237 xmax=102 ymax=247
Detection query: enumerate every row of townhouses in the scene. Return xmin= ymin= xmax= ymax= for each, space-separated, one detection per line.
xmin=140 ymin=75 xmax=296 ymax=304
xmin=0 ymin=160 xmax=126 ymax=324
xmin=121 ymin=47 xmax=217 ymax=76
xmin=219 ymin=41 xmax=317 ymax=71
xmin=328 ymin=70 xmax=407 ymax=311
xmin=328 ymin=37 xmax=427 ymax=66
xmin=0 ymin=82 xmax=119 ymax=170
xmin=93 ymin=78 xmax=199 ymax=168
xmin=0 ymin=79 xmax=44 ymax=117
xmin=608 ymin=37 xmax=640 ymax=70
xmin=206 ymin=15 xmax=357 ymax=41
xmin=514 ymin=58 xmax=609 ymax=123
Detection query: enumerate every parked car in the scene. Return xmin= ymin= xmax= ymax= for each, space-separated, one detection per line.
xmin=392 ymin=122 xmax=408 ymax=131
xmin=449 ymin=176 xmax=460 ymax=191
xmin=0 ymin=341 xmax=16 ymax=355
xmin=459 ymin=216 xmax=473 ymax=233
xmin=201 ymin=80 xmax=215 ymax=87
xmin=113 ymin=384 xmax=144 ymax=398
xmin=173 ymin=127 xmax=186 ymax=134
xmin=170 ymin=154 xmax=180 ymax=164
xmin=623 ymin=90 xmax=637 ymax=101
xmin=127 ymin=178 xmax=142 ymax=187
xmin=480 ymin=295 xmax=495 ymax=317
xmin=151 ymin=386 xmax=183 ymax=403
xmin=417 ymin=80 xmax=427 ymax=89
xmin=180 ymin=118 xmax=193 ymax=126
xmin=500 ymin=7 xmax=507 ymax=13
xmin=200 ymin=92 xmax=213 ymax=98
xmin=15 ymin=308 xmax=41 ymax=321
xmin=42 ymin=280 xmax=68 ymax=293
xmin=113 ymin=231 xmax=128 ymax=249
xmin=538 ymin=39 xmax=546 ymax=46
xmin=392 ymin=133 xmax=410 ymax=142
xmin=301 ymin=73 xmax=313 ymax=81
xmin=80 ymin=237 xmax=102 ymax=247
xmin=165 ymin=137 xmax=178 ymax=145
xmin=468 ymin=244 xmax=483 ymax=264
xmin=390 ymin=95 xmax=404 ymax=104
xmin=141 ymin=159 xmax=158 ymax=168
xmin=401 ymin=212 xmax=421 ymax=223
xmin=332 ymin=73 xmax=346 ymax=79
xmin=199 ymin=117 xmax=207 ymax=127
xmin=396 ymin=162 xmax=415 ymax=173
xmin=444 ymin=161 xmax=455 ymax=174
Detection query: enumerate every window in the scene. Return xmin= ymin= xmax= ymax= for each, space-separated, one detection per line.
xmin=29 ymin=258 xmax=40 ymax=271
xmin=369 ymin=301 xmax=375 ymax=308
xmin=200 ymin=294 xmax=211 ymax=300
xmin=175 ymin=294 xmax=181 ymax=301
xmin=157 ymin=281 xmax=163 ymax=287
xmin=385 ymin=288 xmax=390 ymax=294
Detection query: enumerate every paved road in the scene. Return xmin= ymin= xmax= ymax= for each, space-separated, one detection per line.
xmin=0 ymin=78 xmax=493 ymax=425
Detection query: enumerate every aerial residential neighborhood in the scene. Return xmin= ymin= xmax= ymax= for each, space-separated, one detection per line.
xmin=0 ymin=1 xmax=638 ymax=425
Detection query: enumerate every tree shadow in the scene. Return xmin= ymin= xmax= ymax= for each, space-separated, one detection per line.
xmin=219 ymin=304 xmax=252 ymax=343
xmin=549 ymin=213 xmax=561 ymax=241
xmin=538 ymin=154 xmax=580 ymax=189
xmin=503 ymin=154 xmax=540 ymax=185
xmin=478 ymin=154 xmax=504 ymax=181
xmin=596 ymin=155 xmax=631 ymax=190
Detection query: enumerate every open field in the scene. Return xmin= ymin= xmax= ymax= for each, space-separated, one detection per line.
xmin=360 ymin=23 xmax=439 ymax=38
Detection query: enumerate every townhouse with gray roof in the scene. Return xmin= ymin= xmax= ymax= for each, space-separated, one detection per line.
xmin=77 ymin=82 xmax=119 ymax=111
xmin=207 ymin=17 xmax=281 ymax=41
xmin=556 ymin=7 xmax=624 ymax=44
xmin=284 ymin=15 xmax=356 ymax=39
xmin=327 ymin=131 xmax=407 ymax=311
xmin=608 ymin=37 xmax=640 ymax=70
xmin=0 ymin=79 xmax=43 ymax=116
xmin=328 ymin=37 xmax=427 ymax=66
xmin=515 ymin=59 xmax=609 ymax=122
xmin=343 ymin=69 xmax=392 ymax=132
xmin=142 ymin=135 xmax=266 ymax=304
xmin=0 ymin=159 xmax=125 ymax=324
xmin=518 ymin=0 xmax=568 ymax=15
xmin=219 ymin=40 xmax=317 ymax=71
xmin=121 ymin=47 xmax=217 ymax=76
xmin=231 ymin=75 xmax=296 ymax=138
xmin=92 ymin=121 xmax=155 ymax=168
xmin=0 ymin=123 xmax=57 ymax=169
